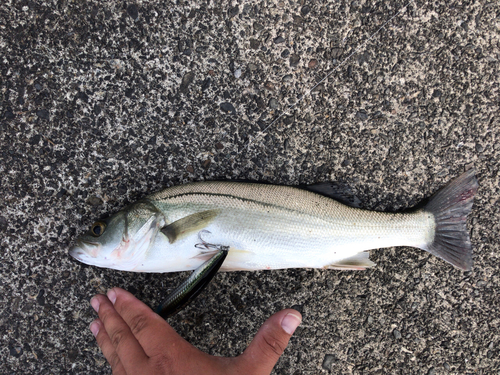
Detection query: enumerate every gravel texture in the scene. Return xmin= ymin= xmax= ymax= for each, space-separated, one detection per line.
xmin=1 ymin=0 xmax=499 ymax=374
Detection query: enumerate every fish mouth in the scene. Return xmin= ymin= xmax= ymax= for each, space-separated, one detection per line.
xmin=69 ymin=240 xmax=100 ymax=261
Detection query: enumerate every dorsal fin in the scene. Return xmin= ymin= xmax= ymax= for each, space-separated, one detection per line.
xmin=303 ymin=182 xmax=362 ymax=208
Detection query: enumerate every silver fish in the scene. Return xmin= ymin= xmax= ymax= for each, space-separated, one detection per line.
xmin=70 ymin=169 xmax=478 ymax=273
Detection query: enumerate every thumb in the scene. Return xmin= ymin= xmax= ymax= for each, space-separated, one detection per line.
xmin=237 ymin=309 xmax=302 ymax=375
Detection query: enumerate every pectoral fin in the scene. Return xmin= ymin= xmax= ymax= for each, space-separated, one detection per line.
xmin=325 ymin=251 xmax=376 ymax=270
xmin=156 ymin=249 xmax=228 ymax=319
xmin=161 ymin=210 xmax=219 ymax=244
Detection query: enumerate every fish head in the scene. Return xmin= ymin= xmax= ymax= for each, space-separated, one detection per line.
xmin=69 ymin=200 xmax=164 ymax=270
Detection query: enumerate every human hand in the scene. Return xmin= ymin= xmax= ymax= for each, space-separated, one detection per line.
xmin=89 ymin=287 xmax=302 ymax=375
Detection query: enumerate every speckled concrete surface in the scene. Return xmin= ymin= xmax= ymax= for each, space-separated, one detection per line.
xmin=1 ymin=0 xmax=499 ymax=374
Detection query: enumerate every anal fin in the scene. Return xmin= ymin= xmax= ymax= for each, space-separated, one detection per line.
xmin=325 ymin=251 xmax=376 ymax=270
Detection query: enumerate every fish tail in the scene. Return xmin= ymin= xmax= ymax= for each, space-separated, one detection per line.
xmin=422 ymin=169 xmax=478 ymax=270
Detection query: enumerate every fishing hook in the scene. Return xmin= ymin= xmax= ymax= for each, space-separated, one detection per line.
xmin=195 ymin=230 xmax=230 ymax=252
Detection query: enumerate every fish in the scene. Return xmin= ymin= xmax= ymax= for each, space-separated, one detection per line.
xmin=70 ymin=169 xmax=478 ymax=315
xmin=70 ymin=169 xmax=478 ymax=276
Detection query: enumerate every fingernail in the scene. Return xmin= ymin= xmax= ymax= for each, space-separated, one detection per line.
xmin=90 ymin=297 xmax=100 ymax=313
xmin=90 ymin=320 xmax=100 ymax=337
xmin=107 ymin=289 xmax=117 ymax=305
xmin=281 ymin=312 xmax=302 ymax=335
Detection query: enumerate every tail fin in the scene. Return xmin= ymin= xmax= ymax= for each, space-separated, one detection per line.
xmin=423 ymin=169 xmax=478 ymax=270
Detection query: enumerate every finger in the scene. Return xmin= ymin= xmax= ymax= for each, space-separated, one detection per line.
xmin=92 ymin=294 xmax=149 ymax=372
xmin=238 ymin=309 xmax=302 ymax=375
xmin=90 ymin=319 xmax=127 ymax=375
xmin=109 ymin=287 xmax=188 ymax=357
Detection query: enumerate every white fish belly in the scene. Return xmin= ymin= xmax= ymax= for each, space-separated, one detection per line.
xmin=141 ymin=182 xmax=434 ymax=272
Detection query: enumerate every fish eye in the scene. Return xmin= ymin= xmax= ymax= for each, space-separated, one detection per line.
xmin=91 ymin=222 xmax=106 ymax=237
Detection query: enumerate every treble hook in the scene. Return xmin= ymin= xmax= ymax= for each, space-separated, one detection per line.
xmin=194 ymin=230 xmax=230 ymax=252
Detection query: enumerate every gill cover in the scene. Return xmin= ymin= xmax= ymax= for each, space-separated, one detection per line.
xmin=114 ymin=201 xmax=164 ymax=269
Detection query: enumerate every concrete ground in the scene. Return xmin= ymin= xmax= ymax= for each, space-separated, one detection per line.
xmin=1 ymin=0 xmax=499 ymax=374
